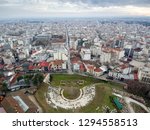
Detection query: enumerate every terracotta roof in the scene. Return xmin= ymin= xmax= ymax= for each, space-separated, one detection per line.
xmin=32 ymin=50 xmax=37 ymax=54
xmin=1 ymin=97 xmax=24 ymax=113
xmin=134 ymin=73 xmax=138 ymax=80
xmin=119 ymin=64 xmax=129 ymax=69
xmin=52 ymin=60 xmax=64 ymax=66
xmin=10 ymin=73 xmax=21 ymax=84
xmin=87 ymin=65 xmax=95 ymax=70
xmin=94 ymin=68 xmax=102 ymax=72
xmin=80 ymin=63 xmax=86 ymax=71
xmin=16 ymin=94 xmax=38 ymax=113
xmin=39 ymin=61 xmax=49 ymax=67
xmin=1 ymin=94 xmax=38 ymax=113
xmin=71 ymin=57 xmax=81 ymax=64
xmin=28 ymin=65 xmax=37 ymax=70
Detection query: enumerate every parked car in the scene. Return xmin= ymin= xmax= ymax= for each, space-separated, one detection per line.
xmin=106 ymin=76 xmax=114 ymax=80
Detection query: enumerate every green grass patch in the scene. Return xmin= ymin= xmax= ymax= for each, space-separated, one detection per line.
xmin=62 ymin=87 xmax=80 ymax=100
xmin=79 ymin=83 xmax=116 ymax=112
xmin=50 ymin=74 xmax=105 ymax=88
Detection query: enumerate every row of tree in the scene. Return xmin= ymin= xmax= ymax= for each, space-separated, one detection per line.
xmin=125 ymin=80 xmax=150 ymax=99
xmin=32 ymin=73 xmax=44 ymax=86
xmin=17 ymin=73 xmax=44 ymax=86
xmin=1 ymin=73 xmax=44 ymax=92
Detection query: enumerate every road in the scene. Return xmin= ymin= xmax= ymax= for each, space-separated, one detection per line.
xmin=65 ymin=25 xmax=73 ymax=74
xmin=124 ymin=97 xmax=150 ymax=113
xmin=28 ymin=95 xmax=43 ymax=113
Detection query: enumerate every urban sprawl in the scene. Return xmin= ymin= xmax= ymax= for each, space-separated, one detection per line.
xmin=0 ymin=18 xmax=150 ymax=113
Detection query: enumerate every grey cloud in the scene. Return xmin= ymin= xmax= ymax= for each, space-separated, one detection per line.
xmin=1 ymin=0 xmax=150 ymax=7
xmin=0 ymin=0 xmax=8 ymax=4
xmin=69 ymin=0 xmax=150 ymax=7
xmin=0 ymin=0 xmax=149 ymax=18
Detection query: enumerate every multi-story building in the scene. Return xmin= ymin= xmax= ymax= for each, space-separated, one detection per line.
xmin=138 ymin=67 xmax=150 ymax=84
xmin=80 ymin=48 xmax=91 ymax=60
xmin=53 ymin=48 xmax=68 ymax=61
xmin=100 ymin=50 xmax=111 ymax=63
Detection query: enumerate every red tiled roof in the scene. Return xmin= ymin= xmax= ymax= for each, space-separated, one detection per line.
xmin=32 ymin=50 xmax=37 ymax=54
xmin=119 ymin=64 xmax=128 ymax=69
xmin=39 ymin=61 xmax=49 ymax=67
xmin=87 ymin=65 xmax=95 ymax=70
xmin=71 ymin=57 xmax=81 ymax=64
xmin=134 ymin=73 xmax=138 ymax=80
xmin=28 ymin=65 xmax=36 ymax=70
xmin=94 ymin=68 xmax=102 ymax=72
xmin=10 ymin=73 xmax=22 ymax=84
xmin=0 ymin=64 xmax=4 ymax=69
xmin=1 ymin=97 xmax=24 ymax=113
xmin=52 ymin=60 xmax=64 ymax=66
xmin=80 ymin=63 xmax=86 ymax=71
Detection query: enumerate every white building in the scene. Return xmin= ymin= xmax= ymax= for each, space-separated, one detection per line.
xmin=100 ymin=50 xmax=111 ymax=63
xmin=143 ymin=45 xmax=150 ymax=56
xmin=94 ymin=68 xmax=103 ymax=77
xmin=80 ymin=48 xmax=91 ymax=60
xmin=100 ymin=65 xmax=108 ymax=72
xmin=53 ymin=48 xmax=68 ymax=61
xmin=100 ymin=48 xmax=124 ymax=64
xmin=138 ymin=67 xmax=150 ymax=83
xmin=115 ymin=64 xmax=132 ymax=75
xmin=117 ymin=50 xmax=125 ymax=60
xmin=3 ymin=56 xmax=15 ymax=65
xmin=18 ymin=52 xmax=27 ymax=60
xmin=90 ymin=45 xmax=102 ymax=56
xmin=2 ymin=50 xmax=15 ymax=64
xmin=73 ymin=63 xmax=80 ymax=71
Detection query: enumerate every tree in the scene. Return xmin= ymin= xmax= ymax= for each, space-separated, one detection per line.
xmin=125 ymin=80 xmax=150 ymax=99
xmin=24 ymin=78 xmax=30 ymax=85
xmin=32 ymin=76 xmax=38 ymax=86
xmin=2 ymin=82 xmax=8 ymax=92
xmin=17 ymin=76 xmax=23 ymax=82
xmin=49 ymin=74 xmax=53 ymax=82
xmin=32 ymin=73 xmax=44 ymax=86
xmin=38 ymin=74 xmax=44 ymax=83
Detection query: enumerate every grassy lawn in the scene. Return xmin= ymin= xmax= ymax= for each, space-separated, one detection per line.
xmin=63 ymin=87 xmax=80 ymax=100
xmin=35 ymin=74 xmax=124 ymax=113
xmin=50 ymin=74 xmax=102 ymax=88
xmin=79 ymin=83 xmax=116 ymax=113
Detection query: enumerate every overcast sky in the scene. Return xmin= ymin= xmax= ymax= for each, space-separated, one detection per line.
xmin=0 ymin=0 xmax=150 ymax=19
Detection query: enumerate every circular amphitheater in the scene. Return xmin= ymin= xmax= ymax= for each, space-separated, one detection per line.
xmin=46 ymin=85 xmax=96 ymax=109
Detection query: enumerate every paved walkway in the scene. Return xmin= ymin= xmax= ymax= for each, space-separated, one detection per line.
xmin=124 ymin=97 xmax=150 ymax=113
xmin=28 ymin=95 xmax=43 ymax=113
xmin=113 ymin=93 xmax=150 ymax=113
